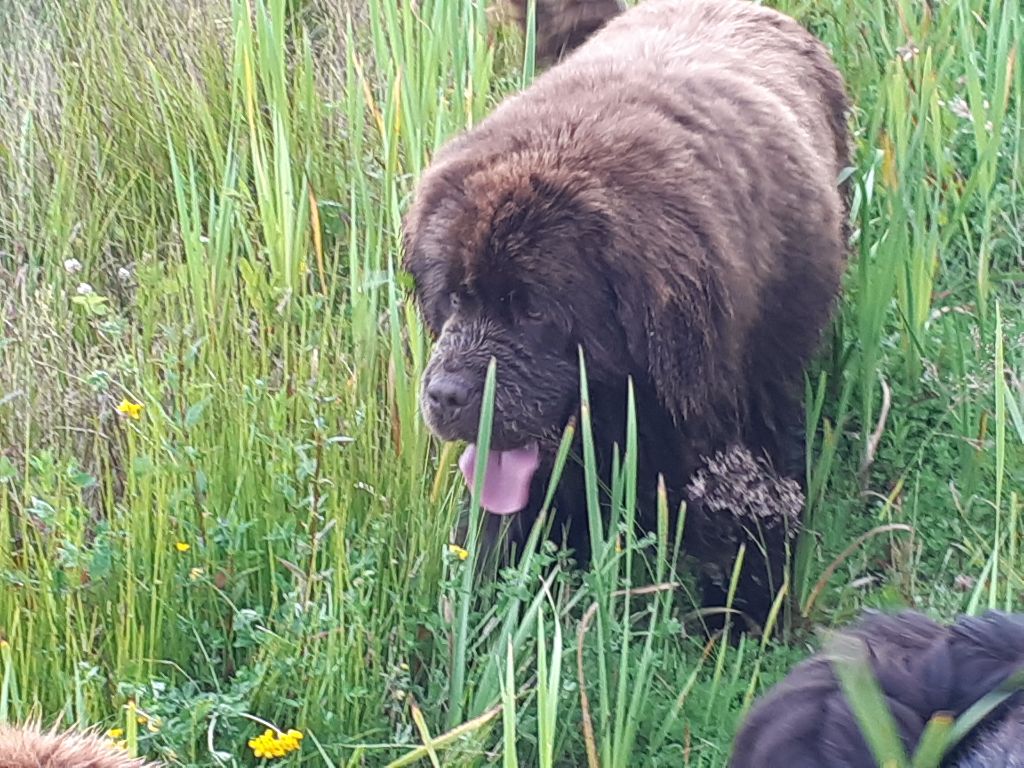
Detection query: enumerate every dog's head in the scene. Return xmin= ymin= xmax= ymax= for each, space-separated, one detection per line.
xmin=403 ymin=132 xmax=727 ymax=514
xmin=402 ymin=155 xmax=637 ymax=512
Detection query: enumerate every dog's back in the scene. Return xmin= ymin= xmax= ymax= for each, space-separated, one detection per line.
xmin=509 ymin=0 xmax=848 ymax=180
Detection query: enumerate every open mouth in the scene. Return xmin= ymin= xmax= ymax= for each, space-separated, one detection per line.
xmin=457 ymin=442 xmax=541 ymax=515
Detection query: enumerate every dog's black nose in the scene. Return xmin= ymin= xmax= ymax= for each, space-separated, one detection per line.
xmin=424 ymin=373 xmax=472 ymax=419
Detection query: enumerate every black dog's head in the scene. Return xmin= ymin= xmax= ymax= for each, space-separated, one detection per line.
xmin=402 ymin=103 xmax=738 ymax=516
xmin=402 ymin=154 xmax=637 ymax=513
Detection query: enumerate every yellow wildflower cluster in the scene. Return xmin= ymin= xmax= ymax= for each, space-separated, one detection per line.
xmin=247 ymin=728 xmax=303 ymax=760
xmin=105 ymin=728 xmax=127 ymax=751
xmin=104 ymin=712 xmax=160 ymax=753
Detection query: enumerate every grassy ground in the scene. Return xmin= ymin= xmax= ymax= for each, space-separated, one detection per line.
xmin=0 ymin=0 xmax=1021 ymax=765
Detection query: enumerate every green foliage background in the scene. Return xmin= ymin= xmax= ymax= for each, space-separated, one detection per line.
xmin=0 ymin=0 xmax=1021 ymax=765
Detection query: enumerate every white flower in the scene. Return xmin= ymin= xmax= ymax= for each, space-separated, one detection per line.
xmin=117 ymin=266 xmax=132 ymax=282
xmin=76 ymin=282 xmax=93 ymax=295
xmin=64 ymin=258 xmax=83 ymax=274
xmin=948 ymin=96 xmax=972 ymax=119
xmin=896 ymin=41 xmax=918 ymax=61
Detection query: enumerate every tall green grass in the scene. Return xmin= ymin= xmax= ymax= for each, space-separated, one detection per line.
xmin=0 ymin=0 xmax=1021 ymax=764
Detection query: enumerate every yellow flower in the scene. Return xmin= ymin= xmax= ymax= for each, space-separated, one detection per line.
xmin=115 ymin=399 xmax=144 ymax=420
xmin=447 ymin=544 xmax=469 ymax=561
xmin=104 ymin=728 xmax=127 ymax=750
xmin=175 ymin=542 xmax=191 ymax=553
xmin=247 ymin=727 xmax=303 ymax=760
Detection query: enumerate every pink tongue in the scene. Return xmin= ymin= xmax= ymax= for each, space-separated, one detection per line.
xmin=458 ymin=442 xmax=540 ymax=515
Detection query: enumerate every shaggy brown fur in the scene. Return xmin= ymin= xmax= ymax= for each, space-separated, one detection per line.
xmin=0 ymin=722 xmax=160 ymax=768
xmin=731 ymin=611 xmax=1024 ymax=767
xmin=403 ymin=0 xmax=850 ymax=628
xmin=686 ymin=444 xmax=804 ymax=613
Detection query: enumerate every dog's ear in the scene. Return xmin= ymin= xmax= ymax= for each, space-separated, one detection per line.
xmin=399 ymin=208 xmax=441 ymax=337
xmin=599 ymin=228 xmax=735 ymax=425
xmin=401 ymin=164 xmax=468 ymax=338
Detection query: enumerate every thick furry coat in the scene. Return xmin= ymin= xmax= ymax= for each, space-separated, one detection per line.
xmin=731 ymin=611 xmax=1024 ymax=767
xmin=403 ymin=0 xmax=850 ymax=626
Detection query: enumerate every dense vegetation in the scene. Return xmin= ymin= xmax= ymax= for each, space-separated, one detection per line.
xmin=1 ymin=0 xmax=1021 ymax=764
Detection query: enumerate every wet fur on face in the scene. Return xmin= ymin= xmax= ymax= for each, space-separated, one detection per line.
xmin=411 ymin=160 xmax=629 ymax=452
xmin=730 ymin=610 xmax=1024 ymax=767
xmin=403 ymin=0 xmax=851 ymax=628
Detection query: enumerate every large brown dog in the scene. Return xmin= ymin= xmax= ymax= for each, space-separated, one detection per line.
xmin=403 ymin=0 xmax=850 ymax=628
xmin=731 ymin=610 xmax=1024 ymax=767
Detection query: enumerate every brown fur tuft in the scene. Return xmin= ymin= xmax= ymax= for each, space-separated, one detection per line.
xmin=687 ymin=445 xmax=804 ymax=533
xmin=685 ymin=446 xmax=804 ymax=621
xmin=0 ymin=721 xmax=161 ymax=768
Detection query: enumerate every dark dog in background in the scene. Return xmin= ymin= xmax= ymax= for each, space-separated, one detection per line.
xmin=503 ymin=0 xmax=627 ymax=66
xmin=403 ymin=0 xmax=851 ymax=629
xmin=731 ymin=610 xmax=1024 ymax=767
